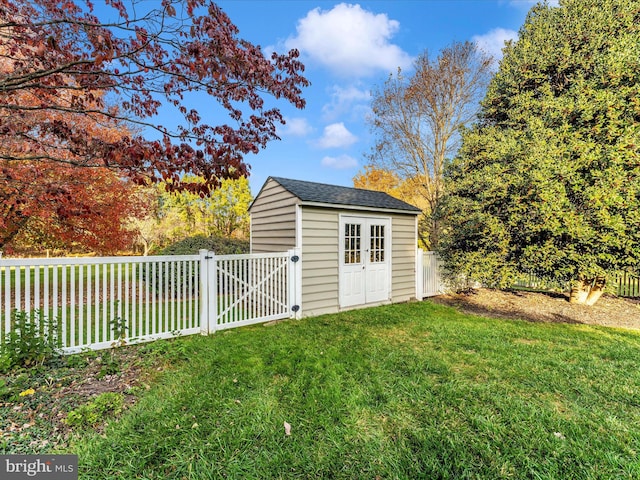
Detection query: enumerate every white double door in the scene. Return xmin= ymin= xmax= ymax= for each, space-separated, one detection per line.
xmin=339 ymin=216 xmax=391 ymax=308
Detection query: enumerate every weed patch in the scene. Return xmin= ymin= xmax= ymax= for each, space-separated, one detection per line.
xmin=65 ymin=393 xmax=124 ymax=429
xmin=1 ymin=310 xmax=60 ymax=372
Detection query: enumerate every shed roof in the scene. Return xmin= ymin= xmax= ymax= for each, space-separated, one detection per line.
xmin=265 ymin=176 xmax=421 ymax=213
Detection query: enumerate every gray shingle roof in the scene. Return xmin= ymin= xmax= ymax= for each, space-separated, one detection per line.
xmin=270 ymin=177 xmax=421 ymax=213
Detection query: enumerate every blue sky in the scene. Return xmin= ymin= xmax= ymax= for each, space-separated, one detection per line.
xmin=207 ymin=1 xmax=548 ymax=194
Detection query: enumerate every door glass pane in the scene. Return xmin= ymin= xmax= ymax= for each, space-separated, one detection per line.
xmin=344 ymin=223 xmax=361 ymax=264
xmin=370 ymin=225 xmax=385 ymax=263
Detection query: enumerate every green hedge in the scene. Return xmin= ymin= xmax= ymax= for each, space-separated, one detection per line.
xmin=154 ymin=235 xmax=249 ymax=256
xmin=146 ymin=236 xmax=250 ymax=293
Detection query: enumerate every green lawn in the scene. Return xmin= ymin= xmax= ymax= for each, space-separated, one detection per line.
xmin=73 ymin=301 xmax=640 ymax=479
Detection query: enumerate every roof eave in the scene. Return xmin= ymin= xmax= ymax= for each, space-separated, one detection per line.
xmin=299 ymin=200 xmax=421 ymax=215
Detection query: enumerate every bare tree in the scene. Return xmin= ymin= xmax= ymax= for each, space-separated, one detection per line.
xmin=366 ymin=41 xmax=492 ymax=248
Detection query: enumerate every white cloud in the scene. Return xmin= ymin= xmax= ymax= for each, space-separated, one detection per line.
xmin=285 ymin=3 xmax=413 ymax=77
xmin=316 ymin=122 xmax=358 ymax=148
xmin=322 ymin=84 xmax=371 ymax=120
xmin=327 ymin=85 xmax=371 ymax=108
xmin=321 ymin=154 xmax=359 ymax=169
xmin=280 ymin=117 xmax=313 ymax=137
xmin=472 ymin=28 xmax=518 ymax=64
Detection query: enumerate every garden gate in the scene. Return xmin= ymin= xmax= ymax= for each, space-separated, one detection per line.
xmin=198 ymin=249 xmax=302 ymax=334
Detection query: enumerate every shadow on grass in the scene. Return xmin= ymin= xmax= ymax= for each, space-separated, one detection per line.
xmin=428 ymin=288 xmax=585 ymax=325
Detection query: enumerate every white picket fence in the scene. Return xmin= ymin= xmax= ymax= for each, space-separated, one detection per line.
xmin=418 ymin=252 xmax=640 ymax=299
xmin=417 ymin=249 xmax=447 ymax=299
xmin=2 ymin=247 xmax=446 ymax=355
xmin=0 ymin=249 xmax=300 ymax=354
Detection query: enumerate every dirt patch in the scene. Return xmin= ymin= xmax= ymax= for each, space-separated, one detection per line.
xmin=429 ymin=288 xmax=640 ymax=331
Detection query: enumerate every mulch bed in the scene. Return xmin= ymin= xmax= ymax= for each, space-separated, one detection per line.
xmin=429 ymin=288 xmax=640 ymax=331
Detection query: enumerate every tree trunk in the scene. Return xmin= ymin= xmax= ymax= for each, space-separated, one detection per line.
xmin=569 ymin=278 xmax=592 ymax=304
xmin=585 ymin=276 xmax=606 ymax=306
xmin=569 ymin=276 xmax=607 ymax=306
xmin=142 ymin=239 xmax=150 ymax=256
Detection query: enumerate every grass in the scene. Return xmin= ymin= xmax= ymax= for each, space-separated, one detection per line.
xmin=68 ymin=300 xmax=640 ymax=479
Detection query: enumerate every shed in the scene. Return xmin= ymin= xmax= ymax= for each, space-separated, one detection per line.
xmin=249 ymin=176 xmax=422 ymax=317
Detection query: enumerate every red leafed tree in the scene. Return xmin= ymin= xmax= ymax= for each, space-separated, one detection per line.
xmin=4 ymin=165 xmax=146 ymax=255
xmin=1 ymin=83 xmax=146 ymax=254
xmin=1 ymin=0 xmax=307 ymax=186
xmin=1 ymin=0 xmax=307 ymax=185
xmin=0 ymin=0 xmax=307 ymax=252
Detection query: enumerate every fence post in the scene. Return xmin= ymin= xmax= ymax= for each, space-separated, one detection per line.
xmin=199 ymin=250 xmax=208 ymax=335
xmin=435 ymin=253 xmax=446 ymax=295
xmin=416 ymin=248 xmax=424 ymax=301
xmin=209 ymin=251 xmax=217 ymax=332
xmin=288 ymin=248 xmax=302 ymax=319
xmin=199 ymin=250 xmax=217 ymax=335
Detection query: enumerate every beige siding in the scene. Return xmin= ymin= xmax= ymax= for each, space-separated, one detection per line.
xmin=391 ymin=214 xmax=418 ymax=303
xmin=300 ymin=207 xmax=340 ymax=316
xmin=249 ymin=179 xmax=297 ymax=253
